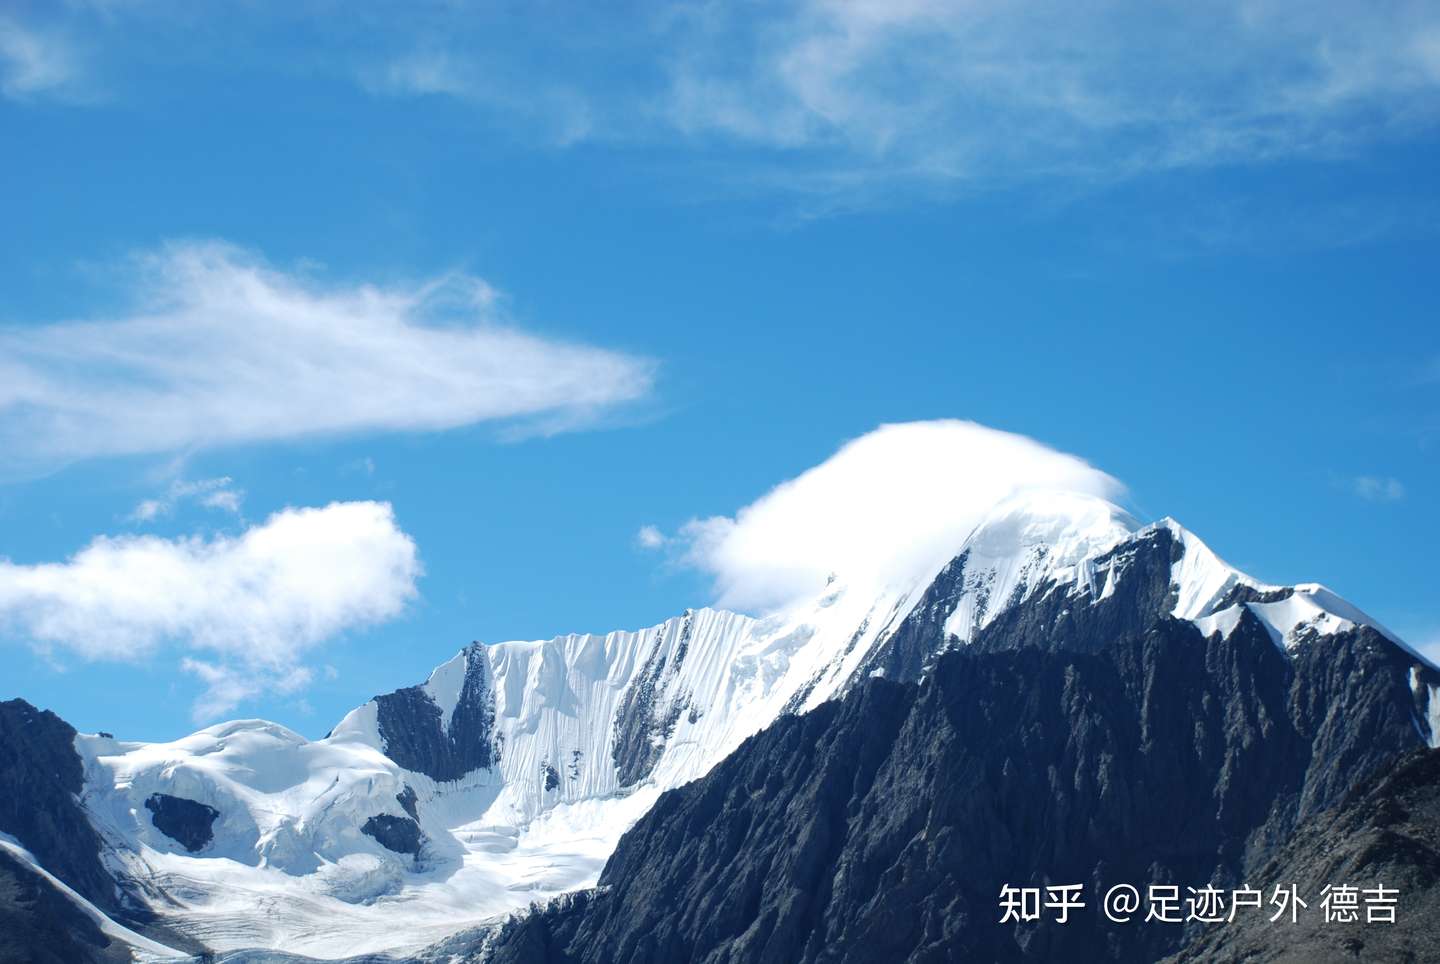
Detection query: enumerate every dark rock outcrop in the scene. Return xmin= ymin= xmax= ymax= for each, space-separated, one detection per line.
xmin=375 ymin=643 xmax=500 ymax=783
xmin=612 ymin=612 xmax=695 ymax=788
xmin=0 ymin=850 xmax=127 ymax=964
xmin=0 ymin=700 xmax=114 ymax=910
xmin=144 ymin=794 xmax=219 ymax=853
xmin=362 ymin=814 xmax=424 ymax=857
xmin=397 ymin=785 xmax=420 ymax=820
xmin=1169 ymin=747 xmax=1440 ymax=963
xmin=483 ymin=596 xmax=1433 ymax=962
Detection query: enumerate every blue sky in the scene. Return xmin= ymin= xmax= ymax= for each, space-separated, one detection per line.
xmin=1 ymin=0 xmax=1437 ymax=740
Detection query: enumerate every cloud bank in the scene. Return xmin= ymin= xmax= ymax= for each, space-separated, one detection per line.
xmin=672 ymin=420 xmax=1125 ymax=612
xmin=0 ymin=241 xmax=655 ymax=469
xmin=0 ymin=501 xmax=420 ymax=720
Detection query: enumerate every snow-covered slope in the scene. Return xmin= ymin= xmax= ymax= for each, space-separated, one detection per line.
xmin=73 ymin=492 xmax=1436 ymax=959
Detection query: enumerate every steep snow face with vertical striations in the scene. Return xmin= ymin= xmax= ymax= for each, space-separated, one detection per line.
xmin=68 ymin=492 xmax=1438 ymax=960
xmin=328 ymin=608 xmax=770 ymax=823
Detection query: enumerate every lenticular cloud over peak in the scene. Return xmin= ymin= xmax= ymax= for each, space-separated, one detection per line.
xmin=677 ymin=420 xmax=1127 ymax=612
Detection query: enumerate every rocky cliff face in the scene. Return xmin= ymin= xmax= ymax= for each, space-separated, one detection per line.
xmin=480 ymin=530 xmax=1438 ymax=964
xmin=0 ymin=699 xmax=114 ymax=909
xmin=3 ymin=496 xmax=1435 ymax=961
xmin=611 ymin=611 xmax=697 ymax=788
xmin=0 ymin=699 xmax=196 ymax=963
xmin=375 ymin=642 xmax=501 ymax=783
xmin=0 ymin=851 xmax=124 ymax=964
xmin=1169 ymin=747 xmax=1440 ymax=964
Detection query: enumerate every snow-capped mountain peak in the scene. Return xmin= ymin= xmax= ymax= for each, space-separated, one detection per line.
xmin=66 ymin=494 xmax=1433 ymax=959
xmin=938 ymin=491 xmax=1138 ymax=643
xmin=1148 ymin=516 xmax=1410 ymax=656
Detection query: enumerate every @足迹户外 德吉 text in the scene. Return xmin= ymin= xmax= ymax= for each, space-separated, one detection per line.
xmin=998 ymin=882 xmax=1398 ymax=926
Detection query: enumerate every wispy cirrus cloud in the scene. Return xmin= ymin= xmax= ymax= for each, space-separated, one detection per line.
xmin=0 ymin=241 xmax=655 ymax=472
xmin=359 ymin=0 xmax=1440 ymax=192
xmin=10 ymin=3 xmax=1440 ymax=195
xmin=0 ymin=500 xmax=420 ymax=721
xmin=130 ymin=476 xmax=244 ymax=522
xmin=1350 ymin=475 xmax=1407 ymax=502
xmin=0 ymin=16 xmax=80 ymax=102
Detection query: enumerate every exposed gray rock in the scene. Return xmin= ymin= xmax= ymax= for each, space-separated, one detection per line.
xmin=612 ymin=612 xmax=694 ymax=788
xmin=396 ymin=785 xmax=420 ymax=820
xmin=481 ymin=531 xmax=1436 ymax=964
xmin=1168 ymin=747 xmax=1440 ymax=963
xmin=374 ymin=643 xmax=500 ymax=783
xmin=0 ymin=850 xmax=127 ymax=964
xmin=361 ymin=815 xmax=424 ymax=857
xmin=0 ymin=699 xmax=114 ymax=909
xmin=145 ymin=794 xmax=219 ymax=853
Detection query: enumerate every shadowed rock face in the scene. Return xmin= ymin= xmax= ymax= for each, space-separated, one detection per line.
xmin=1168 ymin=747 xmax=1440 ymax=964
xmin=396 ymin=785 xmax=420 ymax=820
xmin=144 ymin=794 xmax=219 ymax=853
xmin=612 ymin=612 xmax=694 ymax=788
xmin=0 ymin=851 xmax=124 ymax=964
xmin=375 ymin=643 xmax=500 ymax=783
xmin=0 ymin=699 xmax=114 ymax=910
xmin=481 ymin=533 xmax=1436 ymax=964
xmin=362 ymin=814 xmax=424 ymax=857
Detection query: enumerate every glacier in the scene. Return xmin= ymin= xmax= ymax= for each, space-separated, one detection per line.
xmin=68 ymin=492 xmax=1434 ymax=959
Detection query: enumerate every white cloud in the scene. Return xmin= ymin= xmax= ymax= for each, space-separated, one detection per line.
xmin=673 ymin=420 xmax=1124 ymax=612
xmin=12 ymin=3 xmax=1440 ymax=192
xmin=130 ymin=476 xmax=244 ymax=522
xmin=360 ymin=1 xmax=1440 ymax=191
xmin=0 ymin=500 xmax=421 ymax=720
xmin=0 ymin=17 xmax=78 ymax=101
xmin=343 ymin=457 xmax=377 ymax=477
xmin=0 ymin=241 xmax=655 ymax=471
xmin=635 ymin=524 xmax=666 ymax=550
xmin=200 ymin=487 xmax=243 ymax=513
xmin=1351 ymin=475 xmax=1406 ymax=502
xmin=670 ymin=1 xmax=1440 ymax=178
xmin=363 ymin=45 xmax=600 ymax=146
xmin=370 ymin=49 xmax=472 ymax=100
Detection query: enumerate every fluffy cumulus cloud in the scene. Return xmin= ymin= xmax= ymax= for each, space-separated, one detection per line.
xmin=670 ymin=420 xmax=1124 ymax=612
xmin=0 ymin=241 xmax=655 ymax=471
xmin=0 ymin=501 xmax=421 ymax=720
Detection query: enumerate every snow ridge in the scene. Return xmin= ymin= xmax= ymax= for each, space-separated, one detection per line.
xmin=73 ymin=492 xmax=1428 ymax=959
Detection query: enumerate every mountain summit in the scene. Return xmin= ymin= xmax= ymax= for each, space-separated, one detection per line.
xmin=1 ymin=494 xmax=1435 ymax=960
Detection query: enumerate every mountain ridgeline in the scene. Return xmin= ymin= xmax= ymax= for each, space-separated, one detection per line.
xmin=0 ymin=494 xmax=1436 ymax=962
xmin=482 ymin=523 xmax=1440 ymax=963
